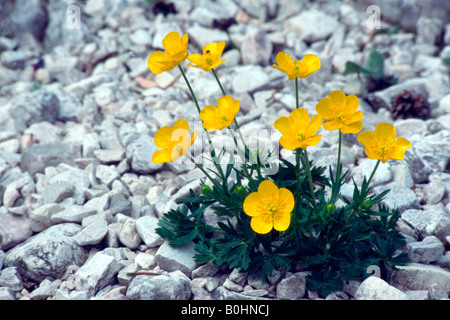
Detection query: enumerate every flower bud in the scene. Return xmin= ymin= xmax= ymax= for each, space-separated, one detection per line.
xmin=201 ymin=185 xmax=212 ymax=196
xmin=326 ymin=204 xmax=335 ymax=213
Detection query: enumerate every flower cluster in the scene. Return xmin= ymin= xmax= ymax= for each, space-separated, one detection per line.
xmin=149 ymin=31 xmax=412 ymax=296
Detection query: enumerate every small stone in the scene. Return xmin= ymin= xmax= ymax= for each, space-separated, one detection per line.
xmin=135 ymin=216 xmax=164 ymax=248
xmin=2 ymin=187 xmax=20 ymax=208
xmin=276 ymin=272 xmax=307 ymax=300
xmin=191 ymin=262 xmax=220 ymax=279
xmin=241 ymin=26 xmax=272 ymax=66
xmin=135 ymin=253 xmax=156 ymax=270
xmin=43 ymin=180 xmax=75 ymax=204
xmin=118 ymin=218 xmax=142 ymax=249
xmin=373 ymin=182 xmax=419 ymax=212
xmin=390 ymin=263 xmax=450 ymax=295
xmin=423 ymin=177 xmax=446 ymax=205
xmin=29 ymin=279 xmax=61 ymax=300
xmin=74 ymin=214 xmax=108 ymax=246
xmin=50 ymin=205 xmax=97 ymax=224
xmin=406 ymin=236 xmax=445 ymax=263
xmin=126 ymin=270 xmax=191 ymax=300
xmin=223 ymin=278 xmax=244 ymax=292
xmin=95 ymin=165 xmax=120 ymax=187
xmin=0 ymin=267 xmax=23 ymax=292
xmin=231 ymin=65 xmax=270 ymax=94
xmin=94 ymin=149 xmax=125 ymax=164
xmin=356 ymin=276 xmax=408 ymax=300
xmin=74 ymin=252 xmax=122 ymax=298
xmin=155 ymin=241 xmax=198 ymax=278
xmin=29 ymin=203 xmax=65 ymax=232
xmin=401 ymin=208 xmax=450 ymax=243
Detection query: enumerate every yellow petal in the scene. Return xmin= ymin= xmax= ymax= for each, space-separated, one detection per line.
xmin=172 ymin=119 xmax=190 ymax=131
xmin=274 ymin=116 xmax=293 ymax=136
xmin=304 ymin=135 xmax=322 ymax=148
xmin=251 ymin=214 xmax=274 ymax=234
xmin=327 ymin=90 xmax=346 ymax=112
xmin=187 ymin=53 xmax=204 ymax=65
xmin=279 ymin=136 xmax=300 ymax=150
xmin=357 ymin=130 xmax=374 ymax=146
xmin=389 ymin=137 xmax=411 ymax=160
xmin=273 ymin=211 xmax=291 ymax=232
xmin=275 ymin=52 xmax=293 ymax=70
xmin=217 ymin=95 xmax=239 ymax=119
xmin=243 ymin=192 xmax=262 ymax=217
xmin=152 ymin=149 xmax=172 ymax=164
xmin=200 ymin=105 xmax=222 ymax=131
xmin=374 ymin=122 xmax=396 ymax=141
xmin=306 ymin=114 xmax=323 ymax=137
xmin=315 ymin=98 xmax=335 ymax=120
xmin=344 ymin=94 xmax=360 ymax=115
xmin=340 ymin=121 xmax=363 ymax=134
xmin=289 ymin=108 xmax=310 ymax=133
xmin=297 ymin=54 xmax=321 ymax=78
xmin=258 ymin=180 xmax=279 ymax=202
xmin=154 ymin=126 xmax=174 ymax=149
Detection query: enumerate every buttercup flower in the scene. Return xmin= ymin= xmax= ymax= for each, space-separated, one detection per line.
xmin=315 ymin=90 xmax=363 ymax=134
xmin=152 ymin=119 xmax=197 ymax=164
xmin=272 ymin=52 xmax=321 ymax=80
xmin=243 ymin=180 xmax=294 ymax=234
xmin=187 ymin=41 xmax=226 ymax=71
xmin=274 ymin=108 xmax=322 ymax=150
xmin=199 ymin=95 xmax=240 ymax=131
xmin=357 ymin=122 xmax=411 ymax=163
xmin=148 ymin=31 xmax=189 ymax=74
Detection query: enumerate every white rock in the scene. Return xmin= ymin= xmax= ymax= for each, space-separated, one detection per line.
xmin=232 ymin=65 xmax=270 ymax=94
xmin=155 ymin=241 xmax=198 ymax=278
xmin=118 ymin=218 xmax=142 ymax=249
xmin=390 ymin=263 xmax=450 ymax=296
xmin=355 ymin=276 xmax=408 ymax=300
xmin=74 ymin=214 xmax=108 ymax=246
xmin=406 ymin=235 xmax=445 ymax=263
xmin=135 ymin=216 xmax=164 ymax=248
xmin=276 ymin=272 xmax=307 ymax=300
xmin=284 ymin=9 xmax=339 ymax=43
xmin=126 ymin=270 xmax=191 ymax=300
xmin=401 ymin=208 xmax=450 ymax=243
xmin=74 ymin=252 xmax=122 ymax=298
xmin=373 ymin=182 xmax=419 ymax=212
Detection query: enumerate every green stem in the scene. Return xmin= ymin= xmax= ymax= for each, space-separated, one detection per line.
xmin=227 ymin=127 xmax=256 ymax=189
xmin=178 ymin=65 xmax=224 ymax=179
xmin=366 ymin=159 xmax=380 ymax=188
xmin=179 ymin=65 xmax=202 ymax=114
xmin=344 ymin=160 xmax=381 ymax=227
xmin=295 ymin=77 xmax=299 ymax=109
xmin=336 ymin=130 xmax=342 ymax=184
xmin=304 ymin=149 xmax=317 ymax=209
xmin=295 ymin=148 xmax=302 ymax=197
xmin=212 ymin=68 xmax=226 ymax=96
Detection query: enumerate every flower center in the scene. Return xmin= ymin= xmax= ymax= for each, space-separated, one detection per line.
xmin=297 ymin=132 xmax=305 ymax=140
xmin=336 ymin=113 xmax=344 ymax=122
xmin=266 ymin=203 xmax=277 ymax=214
xmin=205 ymin=57 xmax=213 ymax=65
xmin=175 ymin=144 xmax=183 ymax=153
xmin=221 ymin=115 xmax=228 ymax=122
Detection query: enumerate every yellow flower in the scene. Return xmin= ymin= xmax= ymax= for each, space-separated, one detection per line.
xmin=274 ymin=108 xmax=322 ymax=150
xmin=357 ymin=122 xmax=412 ymax=163
xmin=187 ymin=41 xmax=226 ymax=71
xmin=272 ymin=52 xmax=321 ymax=80
xmin=199 ymin=95 xmax=240 ymax=131
xmin=148 ymin=31 xmax=189 ymax=74
xmin=315 ymin=90 xmax=363 ymax=134
xmin=152 ymin=119 xmax=198 ymax=164
xmin=243 ymin=180 xmax=294 ymax=234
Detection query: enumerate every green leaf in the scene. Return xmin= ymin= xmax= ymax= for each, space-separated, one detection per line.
xmin=364 ymin=49 xmax=384 ymax=80
xmin=343 ymin=61 xmax=373 ymax=76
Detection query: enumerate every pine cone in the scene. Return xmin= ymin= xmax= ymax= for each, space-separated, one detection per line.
xmin=391 ymin=90 xmax=430 ymax=120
